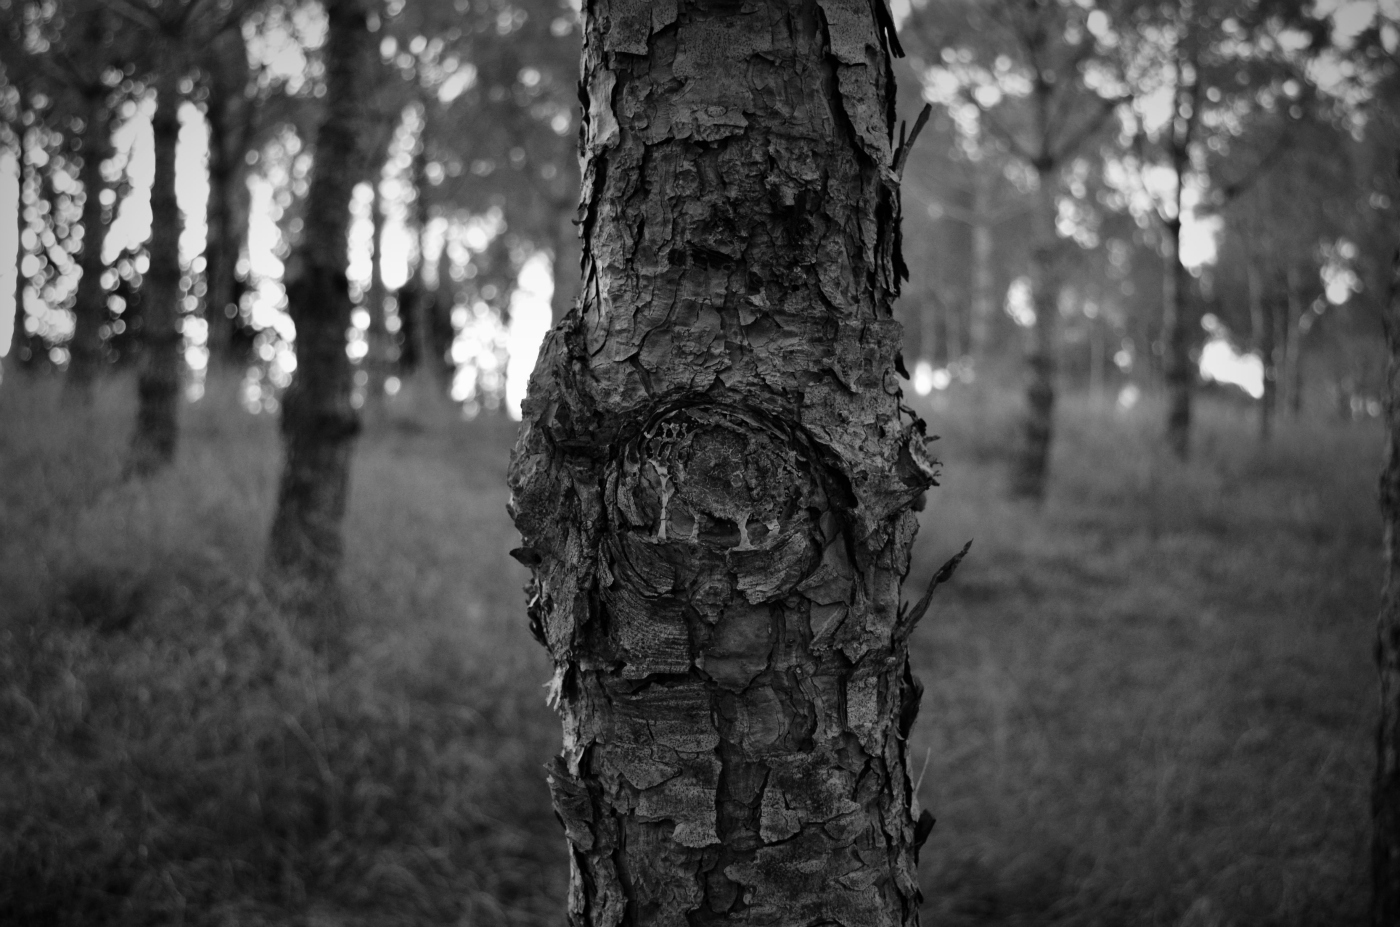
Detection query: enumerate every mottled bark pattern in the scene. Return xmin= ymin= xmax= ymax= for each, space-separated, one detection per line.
xmin=267 ymin=0 xmax=370 ymax=584
xmin=509 ymin=2 xmax=937 ymax=925
xmin=65 ymin=89 xmax=113 ymax=401
xmin=128 ymin=66 xmax=184 ymax=475
xmin=1375 ymin=238 xmax=1400 ymax=926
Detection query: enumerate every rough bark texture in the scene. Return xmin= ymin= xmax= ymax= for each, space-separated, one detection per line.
xmin=1011 ymin=164 xmax=1058 ymax=500
xmin=128 ymin=66 xmax=184 ymax=475
xmin=1375 ymin=230 xmax=1400 ymax=927
xmin=64 ymin=88 xmax=113 ymax=402
xmin=508 ymin=2 xmax=940 ymax=925
xmin=266 ymin=0 xmax=370 ymax=587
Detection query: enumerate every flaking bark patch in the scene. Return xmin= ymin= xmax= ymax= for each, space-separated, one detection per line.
xmin=510 ymin=2 xmax=943 ymax=923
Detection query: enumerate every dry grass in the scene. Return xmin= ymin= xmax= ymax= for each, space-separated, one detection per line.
xmin=0 ymin=371 xmax=1381 ymax=926
xmin=909 ymin=386 xmax=1378 ymax=926
xmin=0 ymin=372 xmax=561 ymax=927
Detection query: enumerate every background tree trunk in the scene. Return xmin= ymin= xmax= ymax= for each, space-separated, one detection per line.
xmin=1162 ymin=217 xmax=1193 ymax=459
xmin=1283 ymin=264 xmax=1303 ymax=417
xmin=266 ymin=0 xmax=370 ymax=588
xmin=203 ymin=32 xmax=253 ymax=370
xmin=969 ymin=172 xmax=995 ymax=366
xmin=10 ymin=110 xmax=29 ymax=366
xmin=128 ymin=65 xmax=185 ymax=475
xmin=1246 ymin=253 xmax=1275 ymax=443
xmin=403 ymin=133 xmax=451 ymax=404
xmin=1012 ymin=163 xmax=1059 ymax=499
xmin=509 ymin=2 xmax=938 ymax=924
xmin=64 ymin=87 xmax=112 ymax=402
xmin=1375 ymin=228 xmax=1400 ymax=926
xmin=364 ymin=170 xmax=390 ymax=406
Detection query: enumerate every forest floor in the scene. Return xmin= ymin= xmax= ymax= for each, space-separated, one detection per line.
xmin=0 ymin=370 xmax=1381 ymax=926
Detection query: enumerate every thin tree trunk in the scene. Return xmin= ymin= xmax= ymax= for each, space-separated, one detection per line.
xmin=509 ymin=3 xmax=939 ymax=923
xmin=267 ymin=0 xmax=370 ymax=589
xmin=1162 ymin=216 xmax=1192 ymax=458
xmin=203 ymin=83 xmax=238 ymax=365
xmin=405 ymin=131 xmax=449 ymax=403
xmin=1374 ymin=223 xmax=1400 ymax=926
xmin=363 ymin=170 xmax=390 ymax=406
xmin=10 ymin=112 xmax=28 ymax=365
xmin=970 ymin=179 xmax=995 ymax=365
xmin=203 ymin=27 xmax=253 ymax=368
xmin=1089 ymin=314 xmax=1104 ymax=403
xmin=1260 ymin=290 xmax=1277 ymax=444
xmin=128 ymin=65 xmax=184 ymax=475
xmin=1012 ymin=163 xmax=1059 ymax=499
xmin=1284 ymin=264 xmax=1303 ymax=417
xmin=64 ymin=86 xmax=112 ymax=402
xmin=1246 ymin=253 xmax=1274 ymax=443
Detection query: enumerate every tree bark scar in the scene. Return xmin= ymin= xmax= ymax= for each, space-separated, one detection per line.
xmin=510 ymin=2 xmax=937 ymax=924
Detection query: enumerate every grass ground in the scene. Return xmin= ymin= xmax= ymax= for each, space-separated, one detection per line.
xmin=0 ymin=371 xmax=1381 ymax=926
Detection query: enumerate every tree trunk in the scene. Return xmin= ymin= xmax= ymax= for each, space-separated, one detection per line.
xmin=1089 ymin=315 xmax=1104 ymax=404
xmin=266 ymin=0 xmax=370 ymax=589
xmin=1374 ymin=231 xmax=1400 ymax=926
xmin=128 ymin=66 xmax=185 ymax=475
xmin=1246 ymin=254 xmax=1274 ymax=443
xmin=363 ymin=170 xmax=390 ymax=405
xmin=1283 ymin=264 xmax=1304 ymax=417
xmin=1162 ymin=217 xmax=1192 ymax=459
xmin=10 ymin=113 xmax=28 ymax=365
xmin=203 ymin=37 xmax=252 ymax=370
xmin=508 ymin=3 xmax=939 ymax=924
xmin=1260 ymin=290 xmax=1277 ymax=444
xmin=1012 ymin=164 xmax=1059 ymax=499
xmin=969 ymin=180 xmax=995 ymax=366
xmin=64 ymin=87 xmax=112 ymax=402
xmin=405 ymin=132 xmax=450 ymax=403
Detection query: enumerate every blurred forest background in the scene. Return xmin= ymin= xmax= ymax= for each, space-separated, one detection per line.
xmin=0 ymin=0 xmax=1396 ymax=924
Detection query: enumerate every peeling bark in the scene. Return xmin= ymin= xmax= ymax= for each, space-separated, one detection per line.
xmin=128 ymin=65 xmax=184 ymax=476
xmin=64 ymin=88 xmax=113 ymax=403
xmin=266 ymin=0 xmax=371 ymax=587
xmin=509 ymin=2 xmax=939 ymax=924
xmin=1376 ymin=214 xmax=1400 ymax=927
